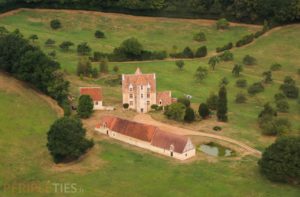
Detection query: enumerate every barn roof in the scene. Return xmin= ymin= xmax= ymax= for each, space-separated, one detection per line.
xmin=80 ymin=87 xmax=102 ymax=101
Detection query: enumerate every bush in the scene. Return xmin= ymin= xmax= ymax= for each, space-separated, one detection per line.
xmin=91 ymin=67 xmax=99 ymax=78
xmin=95 ymin=30 xmax=105 ymax=38
xmin=195 ymin=46 xmax=207 ymax=58
xmin=274 ymin=93 xmax=286 ymax=101
xmin=194 ymin=66 xmax=208 ymax=81
xmin=219 ymin=77 xmax=229 ymax=87
xmin=113 ymin=65 xmax=119 ymax=73
xmin=236 ymin=79 xmax=247 ymax=88
xmin=213 ymin=126 xmax=222 ymax=131
xmin=164 ymin=103 xmax=186 ymax=121
xmin=280 ymin=76 xmax=299 ymax=99
xmin=248 ymin=82 xmax=264 ymax=95
xmin=219 ymin=50 xmax=233 ymax=61
xmin=77 ymin=58 xmax=92 ymax=77
xmin=123 ymin=103 xmax=129 ymax=109
xmin=235 ymin=93 xmax=247 ymax=103
xmin=258 ymin=136 xmax=300 ymax=184
xmin=175 ymin=60 xmax=184 ymax=70
xmin=198 ymin=103 xmax=210 ymax=119
xmin=77 ymin=42 xmax=92 ymax=55
xmin=206 ymin=93 xmax=218 ymax=110
xmin=47 ymin=117 xmax=94 ymax=163
xmin=99 ymin=58 xmax=109 ymax=73
xmin=151 ymin=104 xmax=159 ymax=111
xmin=270 ymin=63 xmax=282 ymax=71
xmin=216 ymin=42 xmax=233 ymax=53
xmin=92 ymin=51 xmax=109 ymax=61
xmin=243 ymin=55 xmax=257 ymax=65
xmin=177 ymin=97 xmax=191 ymax=107
xmin=50 ymin=19 xmax=62 ymax=30
xmin=45 ymin=38 xmax=55 ymax=47
xmin=182 ymin=47 xmax=194 ymax=58
xmin=59 ymin=41 xmax=74 ymax=51
xmin=259 ymin=117 xmax=291 ymax=136
xmin=184 ymin=107 xmax=195 ymax=123
xmin=276 ymin=99 xmax=289 ymax=112
xmin=48 ymin=50 xmax=56 ymax=58
xmin=254 ymin=30 xmax=265 ymax=38
xmin=236 ymin=34 xmax=254 ymax=47
xmin=216 ymin=18 xmax=229 ymax=30
xmin=77 ymin=95 xmax=94 ymax=118
xmin=193 ymin=32 xmax=206 ymax=42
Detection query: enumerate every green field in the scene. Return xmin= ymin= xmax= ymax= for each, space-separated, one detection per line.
xmin=0 ymin=9 xmax=300 ymax=197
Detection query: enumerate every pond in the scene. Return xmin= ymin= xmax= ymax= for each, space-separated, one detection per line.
xmin=198 ymin=142 xmax=235 ymax=157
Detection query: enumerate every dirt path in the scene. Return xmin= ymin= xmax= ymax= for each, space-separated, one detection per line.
xmin=133 ymin=113 xmax=262 ymax=157
xmin=0 ymin=72 xmax=64 ymax=117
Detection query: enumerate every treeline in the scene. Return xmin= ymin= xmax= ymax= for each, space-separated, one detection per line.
xmin=0 ymin=29 xmax=69 ymax=109
xmin=1 ymin=0 xmax=300 ymax=24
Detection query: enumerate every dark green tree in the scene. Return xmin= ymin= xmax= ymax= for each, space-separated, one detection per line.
xmin=195 ymin=46 xmax=207 ymax=58
xmin=198 ymin=103 xmax=210 ymax=119
xmin=280 ymin=76 xmax=299 ymax=99
xmin=113 ymin=65 xmax=119 ymax=73
xmin=217 ymin=86 xmax=228 ymax=122
xmin=193 ymin=32 xmax=206 ymax=42
xmin=263 ymin=70 xmax=273 ymax=83
xmin=208 ymin=56 xmax=220 ymax=70
xmin=232 ymin=64 xmax=243 ymax=77
xmin=206 ymin=93 xmax=218 ymax=110
xmin=29 ymin=34 xmax=38 ymax=42
xmin=77 ymin=95 xmax=94 ymax=118
xmin=216 ymin=18 xmax=229 ymax=29
xmin=77 ymin=42 xmax=92 ymax=55
xmin=195 ymin=66 xmax=208 ymax=81
xmin=164 ymin=102 xmax=186 ymax=121
xmin=50 ymin=19 xmax=62 ymax=30
xmin=177 ymin=97 xmax=191 ymax=107
xmin=94 ymin=30 xmax=105 ymax=38
xmin=175 ymin=60 xmax=184 ymax=70
xmin=59 ymin=41 xmax=74 ymax=51
xmin=47 ymin=117 xmax=94 ymax=163
xmin=45 ymin=38 xmax=55 ymax=47
xmin=182 ymin=47 xmax=194 ymax=58
xmin=184 ymin=107 xmax=195 ymax=122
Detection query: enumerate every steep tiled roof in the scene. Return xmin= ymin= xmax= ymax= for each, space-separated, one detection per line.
xmin=156 ymin=91 xmax=172 ymax=106
xmin=80 ymin=87 xmax=102 ymax=101
xmin=151 ymin=129 xmax=189 ymax=153
xmin=99 ymin=116 xmax=192 ymax=153
xmin=122 ymin=68 xmax=156 ymax=92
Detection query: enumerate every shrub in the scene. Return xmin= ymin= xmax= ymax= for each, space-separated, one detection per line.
xmin=77 ymin=42 xmax=92 ymax=55
xmin=77 ymin=95 xmax=94 ymax=118
xmin=276 ymin=99 xmax=289 ymax=112
xmin=193 ymin=32 xmax=206 ymax=42
xmin=164 ymin=103 xmax=186 ymax=121
xmin=59 ymin=41 xmax=74 ymax=51
xmin=236 ymin=79 xmax=247 ymax=88
xmin=262 ymin=70 xmax=273 ymax=84
xmin=177 ymin=97 xmax=191 ymax=107
xmin=113 ymin=65 xmax=119 ymax=73
xmin=151 ymin=104 xmax=159 ymax=111
xmin=182 ymin=47 xmax=194 ymax=58
xmin=195 ymin=46 xmax=207 ymax=58
xmin=50 ymin=19 xmax=62 ymax=30
xmin=216 ymin=42 xmax=233 ymax=53
xmin=248 ymin=82 xmax=264 ymax=95
xmin=92 ymin=51 xmax=108 ymax=61
xmin=235 ymin=93 xmax=247 ymax=103
xmin=208 ymin=56 xmax=220 ymax=70
xmin=232 ymin=64 xmax=243 ymax=77
xmin=258 ymin=136 xmax=300 ymax=184
xmin=48 ymin=50 xmax=56 ymax=58
xmin=45 ymin=38 xmax=55 ymax=47
xmin=274 ymin=93 xmax=286 ymax=101
xmin=95 ymin=30 xmax=105 ymax=38
xmin=254 ymin=30 xmax=265 ymax=38
xmin=258 ymin=103 xmax=277 ymax=119
xmin=91 ymin=67 xmax=99 ymax=78
xmin=175 ymin=60 xmax=184 ymax=70
xmin=261 ymin=117 xmax=291 ymax=136
xmin=219 ymin=77 xmax=229 ymax=86
xmin=213 ymin=126 xmax=222 ymax=131
xmin=243 ymin=55 xmax=257 ymax=65
xmin=198 ymin=103 xmax=210 ymax=119
xmin=77 ymin=58 xmax=92 ymax=77
xmin=184 ymin=107 xmax=195 ymax=123
xmin=280 ymin=76 xmax=299 ymax=99
xmin=123 ymin=103 xmax=129 ymax=109
xmin=236 ymin=34 xmax=254 ymax=47
xmin=206 ymin=93 xmax=218 ymax=110
xmin=216 ymin=18 xmax=229 ymax=30
xmin=47 ymin=117 xmax=94 ymax=163
xmin=219 ymin=50 xmax=233 ymax=61
xmin=194 ymin=66 xmax=208 ymax=81
xmin=99 ymin=58 xmax=109 ymax=73
xmin=270 ymin=63 xmax=282 ymax=71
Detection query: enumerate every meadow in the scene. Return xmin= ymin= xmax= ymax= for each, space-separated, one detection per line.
xmin=0 ymin=9 xmax=300 ymax=197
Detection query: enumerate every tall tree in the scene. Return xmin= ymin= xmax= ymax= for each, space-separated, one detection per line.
xmin=208 ymin=56 xmax=220 ymax=70
xmin=77 ymin=95 xmax=94 ymax=118
xmin=99 ymin=57 xmax=109 ymax=73
xmin=232 ymin=64 xmax=243 ymax=77
xmin=217 ymin=86 xmax=228 ymax=122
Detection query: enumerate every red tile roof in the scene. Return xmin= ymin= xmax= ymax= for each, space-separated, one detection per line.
xmin=156 ymin=91 xmax=172 ymax=106
xmin=99 ymin=116 xmax=191 ymax=153
xmin=80 ymin=87 xmax=102 ymax=101
xmin=122 ymin=68 xmax=156 ymax=92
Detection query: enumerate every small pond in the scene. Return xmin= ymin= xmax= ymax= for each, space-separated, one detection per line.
xmin=198 ymin=142 xmax=235 ymax=157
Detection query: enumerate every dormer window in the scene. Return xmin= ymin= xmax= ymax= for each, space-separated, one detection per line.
xmin=147 ymin=83 xmax=151 ymax=92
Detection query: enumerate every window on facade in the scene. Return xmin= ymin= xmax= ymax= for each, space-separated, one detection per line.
xmin=129 ymin=88 xmax=133 ymax=91
xmin=147 ymin=93 xmax=150 ymax=98
xmin=147 ymin=87 xmax=150 ymax=92
xmin=95 ymin=101 xmax=98 ymax=105
xmin=141 ymin=86 xmax=143 ymax=90
xmin=141 ymin=94 xmax=143 ymax=98
xmin=129 ymin=94 xmax=133 ymax=99
xmin=130 ymin=101 xmax=133 ymax=106
xmin=147 ymin=101 xmax=150 ymax=105
xmin=159 ymin=100 xmax=162 ymax=105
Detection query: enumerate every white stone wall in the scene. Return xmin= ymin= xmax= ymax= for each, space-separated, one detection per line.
xmin=95 ymin=127 xmax=196 ymax=160
xmin=93 ymin=101 xmax=103 ymax=110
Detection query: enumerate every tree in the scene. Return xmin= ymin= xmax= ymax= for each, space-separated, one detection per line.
xmin=243 ymin=55 xmax=257 ymax=65
xmin=270 ymin=63 xmax=282 ymax=71
xmin=118 ymin=37 xmax=143 ymax=59
xmin=99 ymin=58 xmax=109 ymax=73
xmin=123 ymin=103 xmax=129 ymax=109
xmin=177 ymin=97 xmax=191 ymax=107
xmin=47 ymin=117 xmax=94 ymax=163
xmin=248 ymin=82 xmax=264 ymax=95
xmin=164 ymin=103 xmax=186 ymax=121
xmin=91 ymin=67 xmax=99 ymax=78
xmin=0 ymin=26 xmax=8 ymax=36
xmin=235 ymin=93 xmax=247 ymax=103
xmin=232 ymin=64 xmax=243 ymax=77
xmin=29 ymin=34 xmax=38 ymax=42
xmin=77 ymin=95 xmax=94 ymax=118
xmin=276 ymin=99 xmax=289 ymax=112
xmin=184 ymin=107 xmax=195 ymax=122
xmin=208 ymin=56 xmax=220 ymax=70
xmin=175 ymin=60 xmax=184 ymax=70
xmin=45 ymin=38 xmax=55 ymax=47
xmin=77 ymin=42 xmax=92 ymax=55
xmin=206 ymin=93 xmax=218 ymax=110
xmin=182 ymin=47 xmax=194 ymax=58
xmin=280 ymin=76 xmax=299 ymax=99
xmin=50 ymin=19 xmax=62 ymax=30
xmin=195 ymin=66 xmax=208 ymax=81
xmin=217 ymin=86 xmax=228 ymax=122
xmin=77 ymin=58 xmax=92 ymax=77
xmin=260 ymin=118 xmax=291 ymax=136
xmin=193 ymin=32 xmax=206 ymax=42
xmin=59 ymin=41 xmax=74 ymax=51
xmin=195 ymin=46 xmax=207 ymax=58
xmin=262 ymin=70 xmax=273 ymax=83
xmin=219 ymin=50 xmax=233 ymax=61
xmin=198 ymin=103 xmax=210 ymax=119
xmin=48 ymin=50 xmax=56 ymax=58
xmin=216 ymin=18 xmax=230 ymax=30
xmin=219 ymin=77 xmax=229 ymax=87
xmin=258 ymin=136 xmax=300 ymax=184
xmin=259 ymin=103 xmax=277 ymax=118
xmin=113 ymin=65 xmax=119 ymax=73
xmin=94 ymin=30 xmax=105 ymax=38
xmin=236 ymin=79 xmax=247 ymax=88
